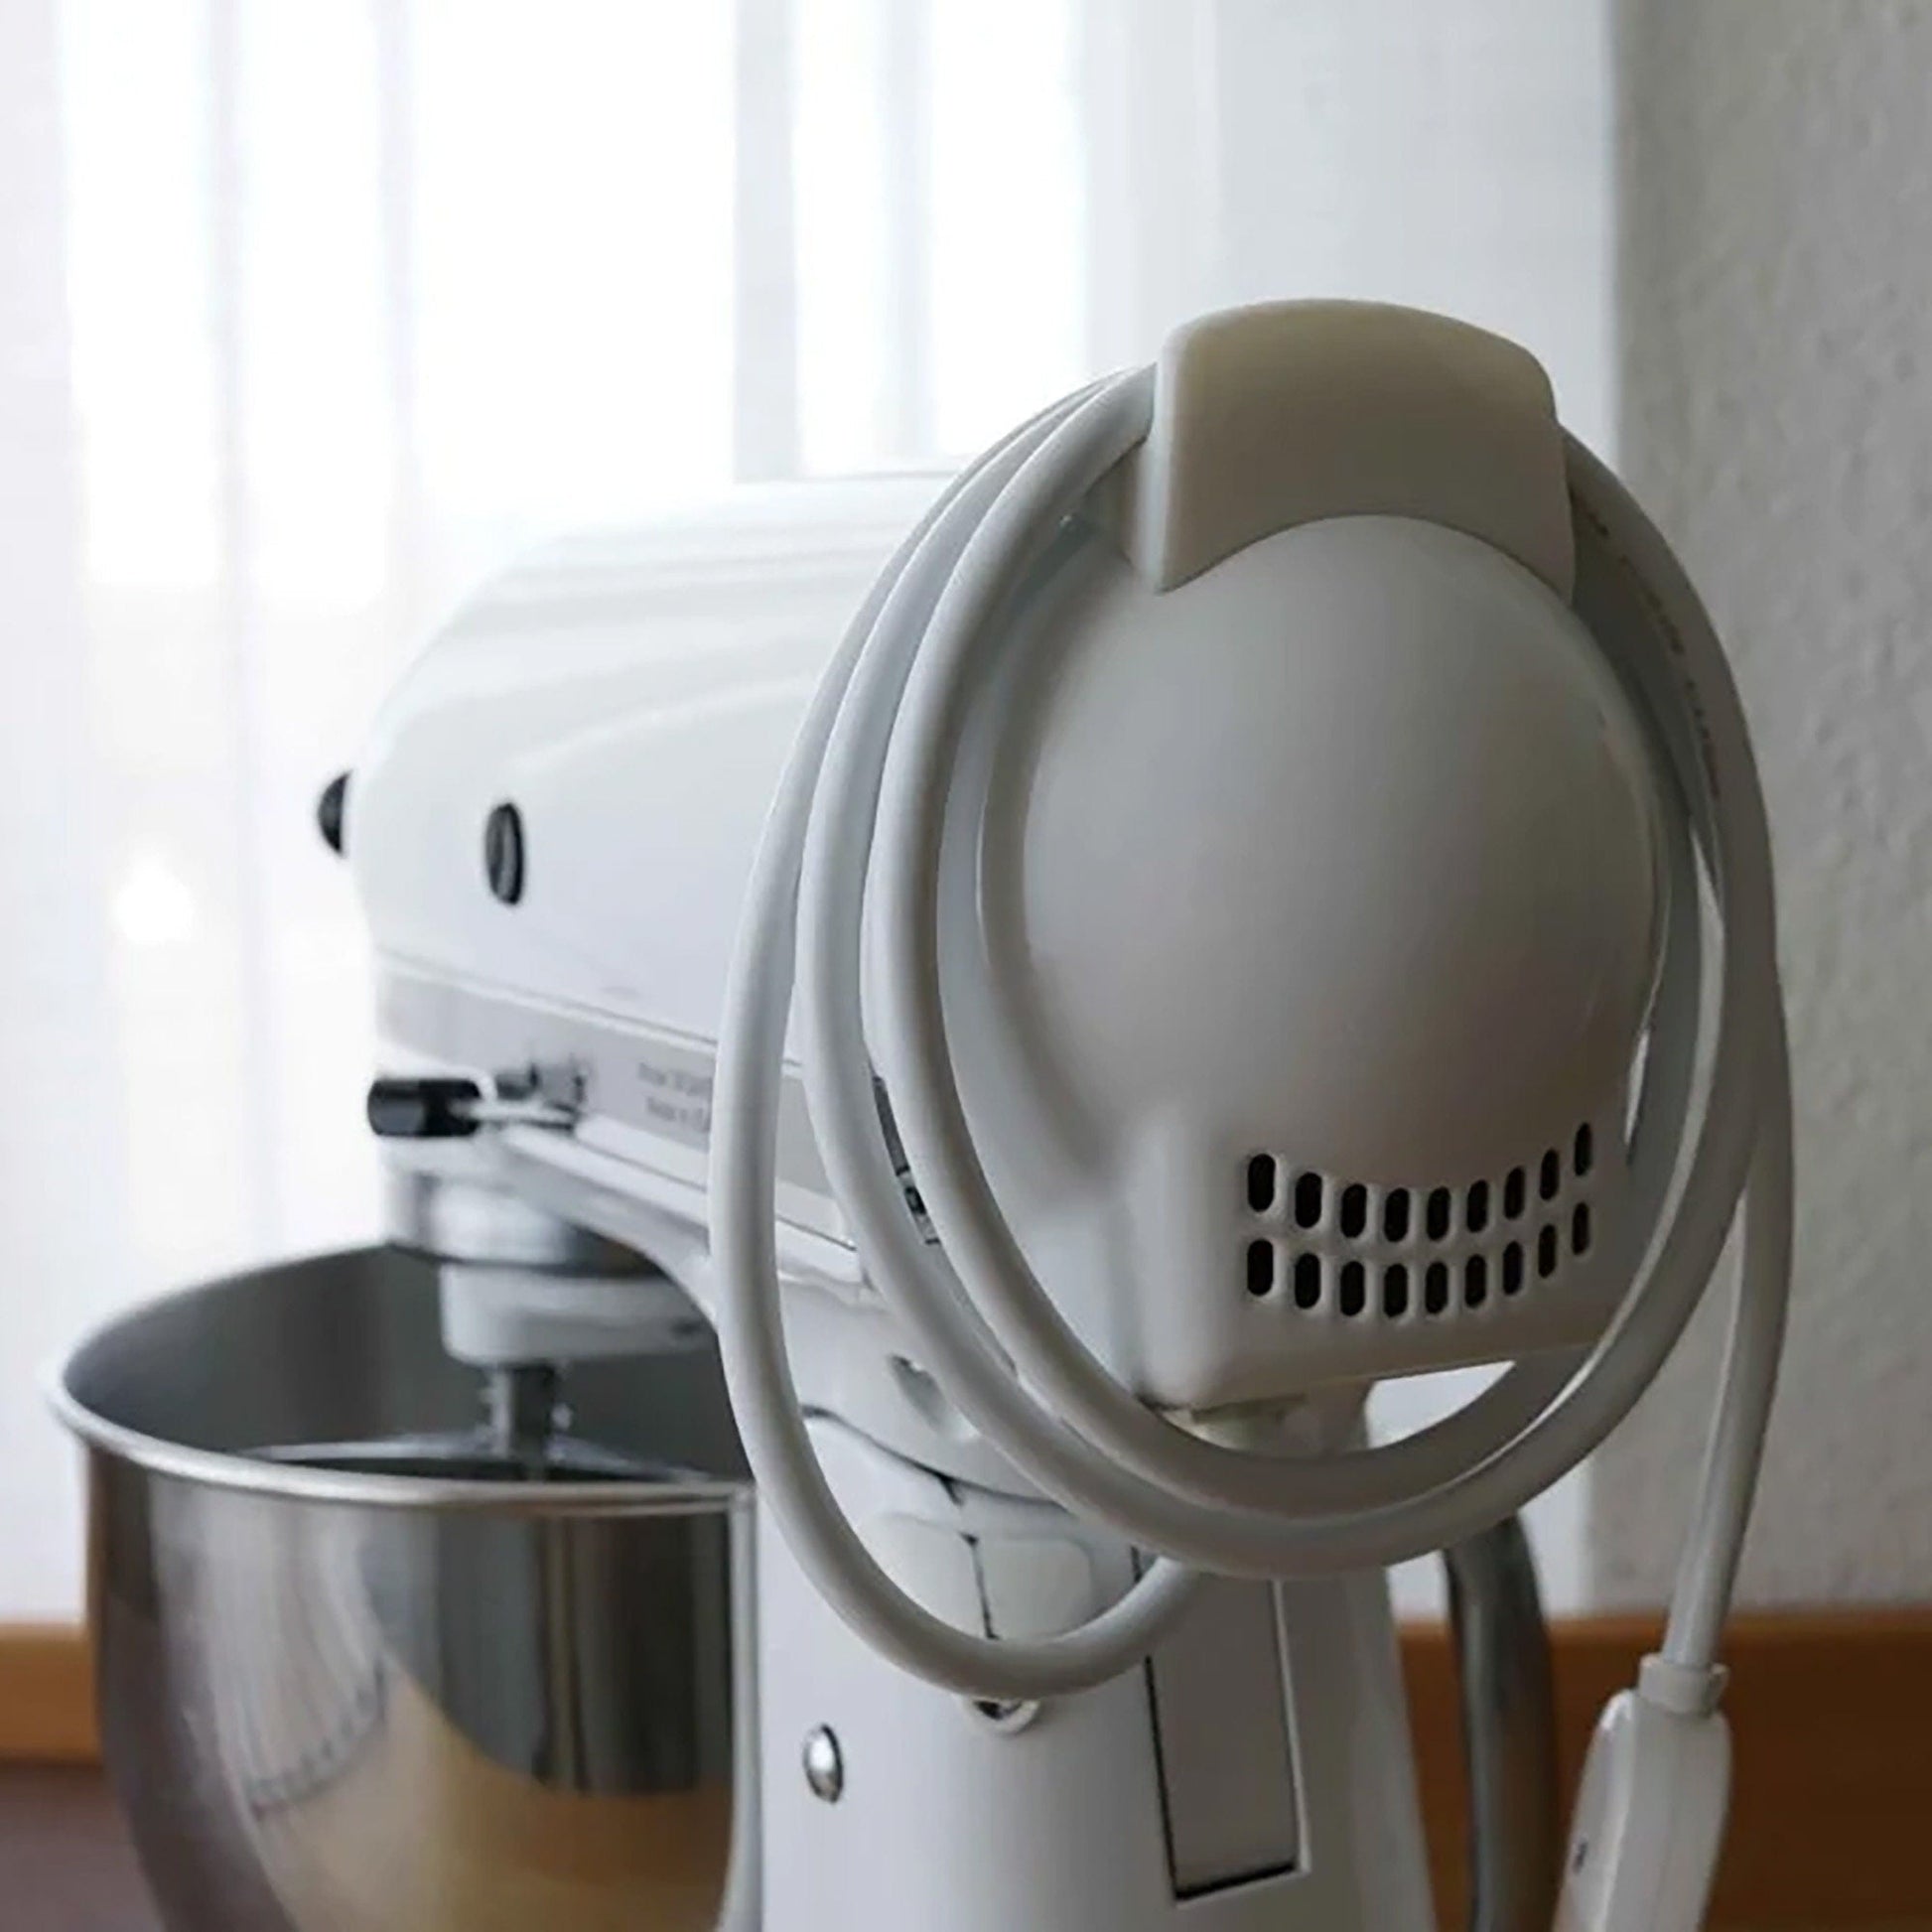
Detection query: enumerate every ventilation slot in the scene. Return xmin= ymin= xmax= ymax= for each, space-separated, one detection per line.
xmin=1424 ymin=1262 xmax=1450 ymax=1315
xmin=1572 ymin=1202 xmax=1592 ymax=1257
xmin=1464 ymin=1254 xmax=1488 ymax=1309
xmin=1425 ymin=1187 xmax=1452 ymax=1241
xmin=1574 ymin=1124 xmax=1594 ymax=1177
xmin=1502 ymin=1243 xmax=1525 ymax=1296
xmin=1503 ymin=1168 xmax=1527 ymax=1219
xmin=1338 ymin=1261 xmax=1367 ymax=1317
xmin=1538 ymin=1225 xmax=1559 ymax=1279
xmin=1383 ymin=1263 xmax=1410 ymax=1318
xmin=1293 ymin=1173 xmax=1324 ymax=1231
xmin=1462 ymin=1180 xmax=1487 ymax=1234
xmin=1246 ymin=1240 xmax=1275 ymax=1297
xmin=1247 ymin=1155 xmax=1279 ymax=1214
xmin=1382 ymin=1190 xmax=1411 ymax=1242
xmin=1539 ymin=1149 xmax=1561 ymax=1201
xmin=1338 ymin=1184 xmax=1368 ymax=1239
xmin=1293 ymin=1254 xmax=1322 ymax=1310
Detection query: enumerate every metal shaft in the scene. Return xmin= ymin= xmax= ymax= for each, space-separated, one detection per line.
xmin=1444 ymin=1513 xmax=1563 ymax=1932
xmin=484 ymin=1362 xmax=564 ymax=1474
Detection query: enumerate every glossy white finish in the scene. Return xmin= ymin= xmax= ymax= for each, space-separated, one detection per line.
xmin=1556 ymin=1687 xmax=1729 ymax=1932
xmin=347 ymin=299 xmax=1791 ymax=1928
xmin=436 ymin=1261 xmax=701 ymax=1364
xmin=349 ymin=481 xmax=935 ymax=1047
xmin=356 ymin=502 xmax=1661 ymax=1410
xmin=757 ymin=1420 xmax=1434 ymax=1932
xmin=703 ymin=313 xmax=1785 ymax=1714
xmin=972 ymin=513 xmax=1656 ymax=1407
xmin=1116 ymin=301 xmax=1575 ymax=594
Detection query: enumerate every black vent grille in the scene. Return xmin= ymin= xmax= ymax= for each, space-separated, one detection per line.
xmin=1239 ymin=1125 xmax=1601 ymax=1318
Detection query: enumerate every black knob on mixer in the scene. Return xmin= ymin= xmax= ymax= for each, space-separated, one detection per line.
xmin=316 ymin=771 xmax=349 ymax=855
xmin=366 ymin=1076 xmax=483 ymax=1139
xmin=484 ymin=801 xmax=525 ymax=904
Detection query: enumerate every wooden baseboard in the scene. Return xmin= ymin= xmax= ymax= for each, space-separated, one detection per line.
xmin=5 ymin=1609 xmax=1928 ymax=1923
xmin=0 ymin=1624 xmax=97 ymax=1765
xmin=1409 ymin=1609 xmax=1932 ymax=1928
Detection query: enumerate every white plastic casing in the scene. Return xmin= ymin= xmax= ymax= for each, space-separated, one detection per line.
xmin=436 ymin=1261 xmax=707 ymax=1366
xmin=352 ymin=499 xmax=1663 ymax=1415
xmin=953 ymin=512 xmax=1662 ymax=1408
xmin=350 ymin=333 xmax=1664 ymax=1420
xmin=757 ymin=1418 xmax=1435 ymax=1932
xmin=338 ymin=302 xmax=1780 ymax=1928
xmin=1116 ymin=301 xmax=1576 ymax=598
xmin=1556 ymin=1684 xmax=1731 ymax=1932
xmin=349 ymin=483 xmax=937 ymax=1051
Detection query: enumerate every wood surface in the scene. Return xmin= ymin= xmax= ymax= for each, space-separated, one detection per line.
xmin=7 ymin=1608 xmax=1931 ymax=1924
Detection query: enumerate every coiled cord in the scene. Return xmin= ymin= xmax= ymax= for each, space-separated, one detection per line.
xmin=710 ymin=368 xmax=1791 ymax=1700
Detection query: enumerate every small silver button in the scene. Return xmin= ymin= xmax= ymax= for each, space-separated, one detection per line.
xmin=802 ymin=1725 xmax=844 ymax=1803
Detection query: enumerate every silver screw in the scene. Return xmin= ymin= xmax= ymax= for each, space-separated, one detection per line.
xmin=802 ymin=1725 xmax=844 ymax=1803
xmin=966 ymin=1697 xmax=1040 ymax=1735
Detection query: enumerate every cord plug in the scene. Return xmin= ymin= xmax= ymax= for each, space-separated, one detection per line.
xmin=1554 ymin=1659 xmax=1730 ymax=1932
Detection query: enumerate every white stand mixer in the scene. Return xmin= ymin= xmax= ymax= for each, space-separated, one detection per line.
xmin=336 ymin=301 xmax=1791 ymax=1931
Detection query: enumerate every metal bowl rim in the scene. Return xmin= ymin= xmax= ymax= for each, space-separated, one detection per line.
xmin=45 ymin=1246 xmax=752 ymax=1519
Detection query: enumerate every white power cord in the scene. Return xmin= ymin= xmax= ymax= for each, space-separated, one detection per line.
xmin=710 ymin=366 xmax=1791 ymax=1701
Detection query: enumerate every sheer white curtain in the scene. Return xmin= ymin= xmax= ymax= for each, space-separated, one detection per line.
xmin=1 ymin=0 xmax=1611 ymax=1621
xmin=57 ymin=0 xmax=1094 ymax=1294
xmin=3 ymin=0 xmax=1109 ymax=1620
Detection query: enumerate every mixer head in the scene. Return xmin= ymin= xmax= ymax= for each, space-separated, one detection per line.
xmin=965 ymin=509 xmax=1662 ymax=1409
xmin=708 ymin=298 xmax=1789 ymax=1714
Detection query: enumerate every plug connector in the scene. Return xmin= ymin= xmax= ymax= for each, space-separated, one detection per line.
xmin=1555 ymin=1663 xmax=1730 ymax=1932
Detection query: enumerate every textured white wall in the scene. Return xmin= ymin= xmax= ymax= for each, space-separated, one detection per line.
xmin=1201 ymin=0 xmax=1615 ymax=453
xmin=1595 ymin=0 xmax=1932 ymax=1606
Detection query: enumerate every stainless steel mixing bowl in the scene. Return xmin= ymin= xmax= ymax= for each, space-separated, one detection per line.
xmin=52 ymin=1246 xmax=755 ymax=1932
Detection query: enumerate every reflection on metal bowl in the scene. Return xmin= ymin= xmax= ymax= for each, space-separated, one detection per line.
xmin=52 ymin=1246 xmax=755 ymax=1932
